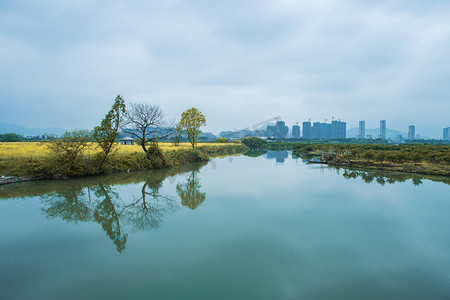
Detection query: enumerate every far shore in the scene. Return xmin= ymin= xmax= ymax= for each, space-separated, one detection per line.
xmin=293 ymin=150 xmax=449 ymax=177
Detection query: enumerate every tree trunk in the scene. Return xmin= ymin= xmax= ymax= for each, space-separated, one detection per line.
xmin=141 ymin=134 xmax=147 ymax=153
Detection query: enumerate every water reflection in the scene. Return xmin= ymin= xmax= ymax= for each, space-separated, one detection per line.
xmin=1 ymin=152 xmax=448 ymax=254
xmin=306 ymin=163 xmax=450 ymax=186
xmin=266 ymin=150 xmax=289 ymax=164
xmin=41 ymin=185 xmax=92 ymax=223
xmin=264 ymin=150 xmax=450 ymax=186
xmin=243 ymin=150 xmax=267 ymax=158
xmin=123 ymin=175 xmax=177 ymax=232
xmin=338 ymin=168 xmax=449 ymax=186
xmin=93 ymin=184 xmax=127 ymax=253
xmin=176 ymin=169 xmax=206 ymax=209
xmin=1 ymin=162 xmax=207 ymax=253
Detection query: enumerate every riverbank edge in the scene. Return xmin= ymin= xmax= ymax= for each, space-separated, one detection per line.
xmin=0 ymin=176 xmax=39 ymax=185
xmin=0 ymin=144 xmax=249 ymax=186
xmin=294 ymin=152 xmax=450 ymax=177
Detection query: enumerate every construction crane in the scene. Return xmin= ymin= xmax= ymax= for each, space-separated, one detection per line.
xmin=251 ymin=116 xmax=281 ymax=131
xmin=234 ymin=116 xmax=282 ymax=132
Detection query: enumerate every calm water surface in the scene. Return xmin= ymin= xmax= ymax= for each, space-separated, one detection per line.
xmin=1 ymin=151 xmax=449 ymax=299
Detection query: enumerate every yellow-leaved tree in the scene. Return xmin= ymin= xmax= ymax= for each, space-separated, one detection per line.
xmin=179 ymin=108 xmax=206 ymax=150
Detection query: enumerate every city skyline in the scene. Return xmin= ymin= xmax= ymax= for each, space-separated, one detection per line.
xmin=218 ymin=118 xmax=448 ymax=141
xmin=220 ymin=117 xmax=443 ymax=140
xmin=2 ymin=117 xmax=449 ymax=140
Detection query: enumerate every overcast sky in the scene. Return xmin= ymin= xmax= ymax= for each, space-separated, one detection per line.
xmin=1 ymin=0 xmax=449 ymax=137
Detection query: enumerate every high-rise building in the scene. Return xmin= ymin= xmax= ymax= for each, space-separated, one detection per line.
xmin=444 ymin=127 xmax=450 ymax=141
xmin=292 ymin=124 xmax=300 ymax=139
xmin=306 ymin=121 xmax=345 ymax=139
xmin=311 ymin=122 xmax=318 ymax=139
xmin=379 ymin=120 xmax=386 ymax=139
xmin=331 ymin=120 xmax=346 ymax=139
xmin=266 ymin=125 xmax=275 ymax=137
xmin=312 ymin=122 xmax=330 ymax=139
xmin=358 ymin=121 xmax=365 ymax=139
xmin=408 ymin=125 xmax=415 ymax=140
xmin=325 ymin=123 xmax=332 ymax=139
xmin=275 ymin=121 xmax=288 ymax=139
xmin=302 ymin=122 xmax=311 ymax=139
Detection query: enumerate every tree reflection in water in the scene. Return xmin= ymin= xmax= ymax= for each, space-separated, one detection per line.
xmin=92 ymin=184 xmax=127 ymax=253
xmin=41 ymin=186 xmax=92 ymax=223
xmin=41 ymin=182 xmax=129 ymax=253
xmin=176 ymin=169 xmax=206 ymax=209
xmin=342 ymin=169 xmax=427 ymax=186
xmin=123 ymin=171 xmax=177 ymax=232
xmin=27 ymin=162 xmax=208 ymax=253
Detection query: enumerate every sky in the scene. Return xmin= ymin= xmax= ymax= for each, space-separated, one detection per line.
xmin=1 ymin=0 xmax=449 ymax=138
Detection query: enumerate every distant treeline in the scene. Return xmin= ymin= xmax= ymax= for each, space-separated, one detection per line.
xmin=0 ymin=133 xmax=49 ymax=142
xmin=0 ymin=133 xmax=217 ymax=143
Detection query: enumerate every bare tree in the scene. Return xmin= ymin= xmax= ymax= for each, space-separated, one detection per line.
xmin=121 ymin=103 xmax=174 ymax=153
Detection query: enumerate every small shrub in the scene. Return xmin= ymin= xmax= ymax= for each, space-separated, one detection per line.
xmin=146 ymin=144 xmax=170 ymax=169
xmin=216 ymin=137 xmax=229 ymax=143
xmin=241 ymin=137 xmax=267 ymax=150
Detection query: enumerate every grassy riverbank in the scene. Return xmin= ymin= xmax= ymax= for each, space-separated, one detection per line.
xmin=293 ymin=143 xmax=450 ymax=177
xmin=0 ymin=142 xmax=248 ymax=180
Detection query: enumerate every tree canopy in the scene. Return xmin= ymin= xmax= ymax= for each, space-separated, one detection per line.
xmin=178 ymin=108 xmax=206 ymax=150
xmin=93 ymin=94 xmax=126 ymax=170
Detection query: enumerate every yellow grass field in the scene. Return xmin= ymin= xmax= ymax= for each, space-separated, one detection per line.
xmin=0 ymin=142 xmax=238 ymax=160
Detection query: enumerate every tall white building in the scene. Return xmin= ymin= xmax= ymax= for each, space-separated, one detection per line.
xmin=358 ymin=121 xmax=365 ymax=139
xmin=444 ymin=127 xmax=450 ymax=141
xmin=379 ymin=120 xmax=386 ymax=139
xmin=408 ymin=125 xmax=415 ymax=140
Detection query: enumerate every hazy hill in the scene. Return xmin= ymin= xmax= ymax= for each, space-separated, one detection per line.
xmin=0 ymin=122 xmax=66 ymax=136
xmin=347 ymin=127 xmax=407 ymax=139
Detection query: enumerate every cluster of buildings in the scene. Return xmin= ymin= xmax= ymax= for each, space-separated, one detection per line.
xmin=218 ymin=118 xmax=449 ymax=141
xmin=220 ymin=119 xmax=347 ymax=140
xmin=301 ymin=120 xmax=346 ymax=139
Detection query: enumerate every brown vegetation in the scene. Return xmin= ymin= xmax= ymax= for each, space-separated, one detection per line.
xmin=293 ymin=143 xmax=450 ymax=176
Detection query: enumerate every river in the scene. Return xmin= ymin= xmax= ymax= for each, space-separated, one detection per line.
xmin=1 ymin=151 xmax=449 ymax=299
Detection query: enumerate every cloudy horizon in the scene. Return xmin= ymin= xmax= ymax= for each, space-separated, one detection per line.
xmin=1 ymin=0 xmax=449 ymax=138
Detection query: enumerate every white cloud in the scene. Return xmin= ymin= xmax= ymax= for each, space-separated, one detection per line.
xmin=0 ymin=0 xmax=449 ymax=137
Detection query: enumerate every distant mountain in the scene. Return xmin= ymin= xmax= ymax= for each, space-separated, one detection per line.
xmin=0 ymin=122 xmax=66 ymax=136
xmin=347 ymin=127 xmax=407 ymax=139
